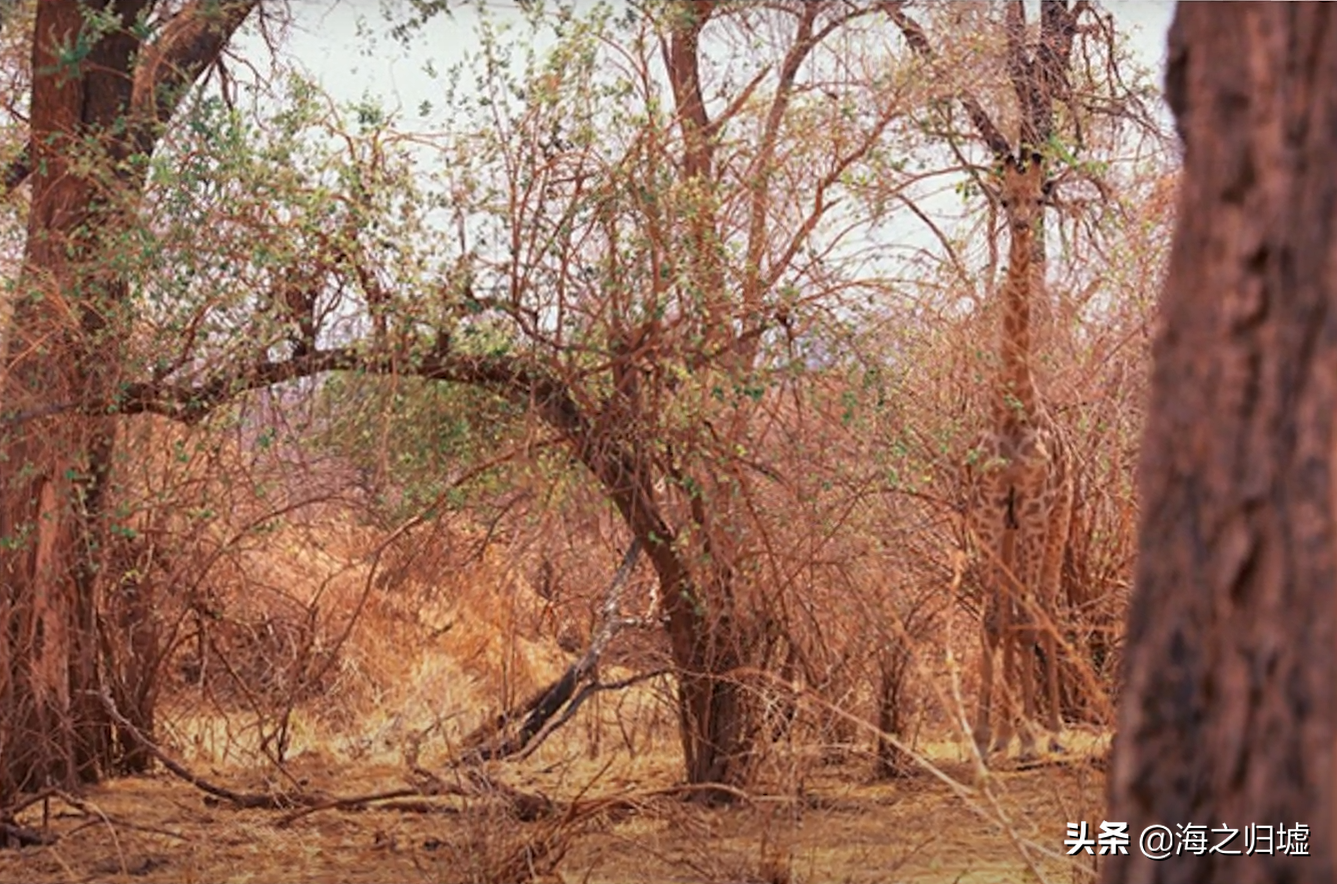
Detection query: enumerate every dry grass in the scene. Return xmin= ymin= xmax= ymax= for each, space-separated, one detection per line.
xmin=0 ymin=742 xmax=1108 ymax=884
xmin=0 ymin=449 xmax=1123 ymax=884
xmin=3 ymin=528 xmax=1112 ymax=882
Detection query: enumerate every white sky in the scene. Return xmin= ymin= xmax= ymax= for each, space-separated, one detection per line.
xmin=268 ymin=1 xmax=1177 ymax=121
xmin=237 ymin=0 xmax=1179 ymax=315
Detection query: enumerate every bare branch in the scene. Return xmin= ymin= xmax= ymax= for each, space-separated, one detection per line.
xmin=744 ymin=1 xmax=820 ymax=310
xmin=882 ymin=1 xmax=1011 ymax=160
xmin=92 ymin=688 xmax=321 ymax=810
xmin=460 ymin=538 xmax=645 ymax=762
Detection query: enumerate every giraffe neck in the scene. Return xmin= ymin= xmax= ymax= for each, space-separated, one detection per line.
xmin=996 ymin=219 xmax=1041 ymax=428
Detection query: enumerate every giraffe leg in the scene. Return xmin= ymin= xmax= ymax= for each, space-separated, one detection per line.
xmin=1039 ymin=492 xmax=1072 ymax=755
xmin=1017 ymin=622 xmax=1041 ymax=762
xmin=989 ymin=547 xmax=1019 ymax=757
xmin=991 ymin=616 xmax=1015 ymax=755
xmin=1011 ymin=544 xmax=1041 ymax=761
xmin=1042 ymin=628 xmax=1065 ymax=753
xmin=974 ymin=610 xmax=998 ymax=757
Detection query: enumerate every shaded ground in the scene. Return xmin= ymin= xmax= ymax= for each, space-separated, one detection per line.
xmin=0 ymin=741 xmax=1107 ymax=884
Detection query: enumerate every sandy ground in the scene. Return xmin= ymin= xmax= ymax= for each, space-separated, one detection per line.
xmin=0 ymin=738 xmax=1108 ymax=884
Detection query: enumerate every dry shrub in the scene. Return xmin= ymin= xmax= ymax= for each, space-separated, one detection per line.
xmin=736 ymin=165 xmax=1175 ymax=768
xmin=418 ymin=807 xmax=587 ymax=884
xmin=96 ymin=407 xmax=388 ymax=760
xmin=96 ymin=173 xmax=1166 ymax=782
xmin=107 ymin=403 xmax=619 ymax=772
xmin=174 ymin=589 xmax=330 ymax=704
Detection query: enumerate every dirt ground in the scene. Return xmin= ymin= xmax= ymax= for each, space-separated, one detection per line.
xmin=0 ymin=525 xmax=1112 ymax=884
xmin=0 ymin=737 xmax=1108 ymax=884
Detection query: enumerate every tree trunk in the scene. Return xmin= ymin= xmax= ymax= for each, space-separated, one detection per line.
xmin=643 ymin=530 xmax=753 ymax=800
xmin=0 ymin=0 xmax=255 ymax=802
xmin=875 ymin=645 xmax=914 ymax=779
xmin=673 ymin=604 xmax=751 ymax=798
xmin=1103 ymin=6 xmax=1337 ymax=882
xmin=542 ymin=366 xmax=758 ymax=797
xmin=1 ymin=0 xmax=140 ymax=799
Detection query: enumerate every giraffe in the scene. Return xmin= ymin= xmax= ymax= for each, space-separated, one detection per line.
xmin=968 ymin=151 xmax=1073 ymax=761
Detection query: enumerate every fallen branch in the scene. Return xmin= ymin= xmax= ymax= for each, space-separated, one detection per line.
xmin=88 ymin=690 xmax=417 ymax=813
xmin=2 ymin=789 xmax=58 ymax=849
xmin=276 ymin=788 xmax=428 ymax=827
xmin=512 ymin=668 xmax=671 ymax=763
xmin=0 ymin=819 xmax=56 ymax=848
xmin=459 ymin=538 xmax=647 ymax=762
xmin=92 ymin=688 xmax=328 ymax=810
xmin=278 ymin=761 xmax=557 ymax=828
xmin=1 ymin=788 xmax=188 ymax=849
xmin=95 ymin=688 xmax=515 ymax=826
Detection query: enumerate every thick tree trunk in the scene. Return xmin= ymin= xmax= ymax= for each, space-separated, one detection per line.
xmin=673 ymin=604 xmax=750 ymax=797
xmin=1103 ymin=6 xmax=1337 ymax=882
xmin=0 ymin=0 xmax=136 ymax=799
xmin=644 ymin=533 xmax=754 ymax=799
xmin=546 ymin=379 xmax=757 ymax=796
xmin=0 ymin=0 xmax=255 ymax=803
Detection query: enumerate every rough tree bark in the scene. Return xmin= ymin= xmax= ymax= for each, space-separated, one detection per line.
xmin=1103 ymin=5 xmax=1337 ymax=882
xmin=0 ymin=0 xmax=256 ymax=802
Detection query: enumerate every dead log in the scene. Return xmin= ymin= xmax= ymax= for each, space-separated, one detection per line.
xmin=461 ymin=538 xmax=644 ymax=761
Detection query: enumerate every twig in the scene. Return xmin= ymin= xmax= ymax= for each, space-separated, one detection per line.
xmin=0 ymin=787 xmax=57 ymax=819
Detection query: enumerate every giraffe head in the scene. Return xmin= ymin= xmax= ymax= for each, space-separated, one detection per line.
xmin=998 ymin=151 xmax=1049 ymax=234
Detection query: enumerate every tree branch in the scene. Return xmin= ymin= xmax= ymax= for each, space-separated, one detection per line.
xmin=664 ymin=0 xmax=716 ymax=179
xmin=130 ymin=0 xmax=259 ymax=147
xmin=114 ymin=346 xmax=579 ymax=427
xmin=460 ymin=538 xmax=645 ymax=762
xmin=1 ymin=148 xmax=28 ymax=196
xmin=744 ymin=1 xmax=820 ymax=311
xmin=7 ymin=3 xmax=259 ymax=195
xmin=881 ymin=1 xmax=1011 ymax=160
